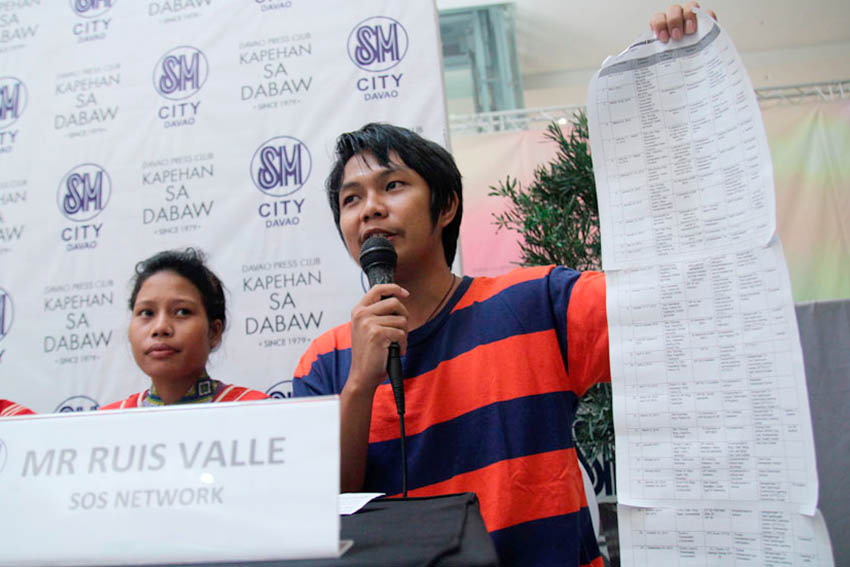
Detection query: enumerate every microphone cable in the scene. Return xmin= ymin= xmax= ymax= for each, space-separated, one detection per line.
xmin=360 ymin=236 xmax=408 ymax=498
xmin=387 ymin=341 xmax=407 ymax=497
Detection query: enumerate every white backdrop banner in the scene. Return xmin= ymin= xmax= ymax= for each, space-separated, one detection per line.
xmin=0 ymin=0 xmax=448 ymax=412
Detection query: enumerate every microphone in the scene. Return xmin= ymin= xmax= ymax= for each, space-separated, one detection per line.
xmin=359 ymin=235 xmax=397 ymax=287
xmin=359 ymin=235 xmax=408 ymax=497
xmin=359 ymin=236 xmax=404 ymax=417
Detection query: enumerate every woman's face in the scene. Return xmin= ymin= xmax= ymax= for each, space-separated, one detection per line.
xmin=128 ymin=270 xmax=222 ymax=384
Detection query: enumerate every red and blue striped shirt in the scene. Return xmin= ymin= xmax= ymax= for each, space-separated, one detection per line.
xmin=294 ymin=266 xmax=609 ymax=566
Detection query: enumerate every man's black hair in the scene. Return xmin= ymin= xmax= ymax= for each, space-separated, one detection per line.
xmin=325 ymin=123 xmax=463 ymax=267
xmin=129 ymin=248 xmax=226 ymax=331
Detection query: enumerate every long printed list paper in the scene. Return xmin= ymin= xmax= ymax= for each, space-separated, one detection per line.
xmin=588 ymin=9 xmax=834 ymax=565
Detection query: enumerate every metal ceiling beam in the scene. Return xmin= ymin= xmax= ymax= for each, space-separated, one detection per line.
xmin=449 ymin=79 xmax=850 ymax=135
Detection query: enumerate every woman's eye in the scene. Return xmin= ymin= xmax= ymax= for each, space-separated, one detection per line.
xmin=386 ymin=180 xmax=401 ymax=190
xmin=176 ymin=308 xmax=192 ymax=316
xmin=341 ymin=194 xmax=357 ymax=206
xmin=136 ymin=309 xmax=152 ymax=317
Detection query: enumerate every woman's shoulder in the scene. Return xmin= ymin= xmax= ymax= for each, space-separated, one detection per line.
xmin=99 ymin=392 xmax=147 ymax=410
xmin=0 ymin=399 xmax=35 ymax=416
xmin=212 ymin=383 xmax=269 ymax=402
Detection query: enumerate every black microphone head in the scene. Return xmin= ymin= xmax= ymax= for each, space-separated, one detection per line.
xmin=359 ymin=235 xmax=397 ymax=288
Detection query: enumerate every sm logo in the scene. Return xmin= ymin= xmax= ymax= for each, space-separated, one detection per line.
xmin=0 ymin=77 xmax=27 ymax=131
xmin=265 ymin=379 xmax=293 ymax=399
xmin=348 ymin=16 xmax=409 ymax=73
xmin=250 ymin=136 xmax=312 ymax=197
xmin=153 ymin=46 xmax=209 ymax=100
xmin=57 ymin=164 xmax=112 ymax=222
xmin=55 ymin=395 xmax=100 ymax=412
xmin=69 ymin=0 xmax=115 ymax=18
xmin=0 ymin=288 xmax=13 ymax=342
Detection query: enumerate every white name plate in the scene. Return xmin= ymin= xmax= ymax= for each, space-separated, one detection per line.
xmin=0 ymin=396 xmax=340 ymax=566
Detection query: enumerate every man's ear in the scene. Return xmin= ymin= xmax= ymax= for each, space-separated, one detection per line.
xmin=438 ymin=192 xmax=459 ymax=229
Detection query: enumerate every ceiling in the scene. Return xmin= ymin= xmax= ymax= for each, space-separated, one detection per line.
xmin=436 ymin=0 xmax=850 ymax=105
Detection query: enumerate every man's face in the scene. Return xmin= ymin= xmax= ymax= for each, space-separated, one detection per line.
xmin=337 ymin=151 xmax=453 ymax=275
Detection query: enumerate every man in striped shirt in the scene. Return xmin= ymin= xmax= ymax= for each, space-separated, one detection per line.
xmin=293 ymin=123 xmax=608 ymax=566
xmin=293 ymin=8 xmax=711 ymax=563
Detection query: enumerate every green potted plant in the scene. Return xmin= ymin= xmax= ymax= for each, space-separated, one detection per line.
xmin=488 ymin=110 xmax=615 ymax=467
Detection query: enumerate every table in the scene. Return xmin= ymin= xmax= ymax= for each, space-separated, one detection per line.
xmin=144 ymin=493 xmax=499 ymax=567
